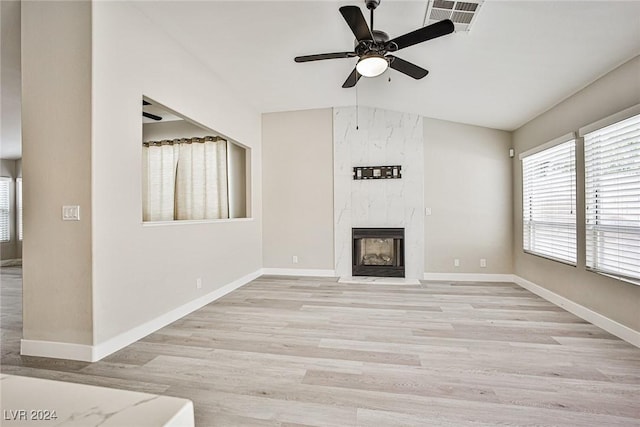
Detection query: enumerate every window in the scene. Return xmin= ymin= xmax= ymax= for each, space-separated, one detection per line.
xmin=583 ymin=112 xmax=640 ymax=281
xmin=141 ymin=97 xmax=249 ymax=222
xmin=521 ymin=137 xmax=577 ymax=264
xmin=16 ymin=178 xmax=23 ymax=241
xmin=0 ymin=177 xmax=10 ymax=242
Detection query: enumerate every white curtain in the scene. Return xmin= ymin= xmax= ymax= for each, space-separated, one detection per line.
xmin=175 ymin=139 xmax=229 ymax=220
xmin=142 ymin=143 xmax=180 ymax=221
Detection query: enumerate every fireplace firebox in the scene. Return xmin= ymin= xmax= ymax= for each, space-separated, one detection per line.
xmin=352 ymin=228 xmax=405 ymax=277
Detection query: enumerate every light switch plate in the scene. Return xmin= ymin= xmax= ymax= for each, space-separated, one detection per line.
xmin=62 ymin=205 xmax=80 ymax=221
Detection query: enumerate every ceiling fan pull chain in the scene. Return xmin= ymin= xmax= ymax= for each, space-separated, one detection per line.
xmin=356 ymin=83 xmax=359 ymax=130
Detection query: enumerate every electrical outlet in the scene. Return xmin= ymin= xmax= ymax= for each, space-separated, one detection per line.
xmin=454 ymin=259 xmax=460 ymax=267
xmin=292 ymin=255 xmax=298 ymax=264
xmin=196 ymin=278 xmax=202 ymax=289
xmin=480 ymin=259 xmax=487 ymax=268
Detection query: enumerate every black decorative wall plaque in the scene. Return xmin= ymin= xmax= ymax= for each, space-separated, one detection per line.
xmin=353 ymin=165 xmax=402 ymax=180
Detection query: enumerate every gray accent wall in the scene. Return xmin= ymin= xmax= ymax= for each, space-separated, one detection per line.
xmin=512 ymin=56 xmax=640 ymax=331
xmin=262 ymin=109 xmax=334 ymax=270
xmin=22 ymin=1 xmax=94 ymax=345
xmin=424 ymin=118 xmax=513 ymax=274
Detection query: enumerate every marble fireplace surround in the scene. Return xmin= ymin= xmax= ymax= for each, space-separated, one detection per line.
xmin=333 ymin=106 xmax=425 ymax=280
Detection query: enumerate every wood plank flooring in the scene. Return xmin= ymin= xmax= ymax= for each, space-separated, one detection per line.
xmin=2 ymin=267 xmax=639 ymax=426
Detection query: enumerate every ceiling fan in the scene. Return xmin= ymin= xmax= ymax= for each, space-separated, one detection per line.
xmin=294 ymin=0 xmax=454 ymax=88
xmin=142 ymin=100 xmax=162 ymax=121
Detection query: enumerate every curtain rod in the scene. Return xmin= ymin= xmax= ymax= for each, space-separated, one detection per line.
xmin=143 ymin=135 xmax=226 ymax=147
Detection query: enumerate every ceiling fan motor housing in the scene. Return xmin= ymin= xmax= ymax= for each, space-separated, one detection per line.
xmin=365 ymin=0 xmax=380 ymax=10
xmin=354 ymin=30 xmax=390 ymax=54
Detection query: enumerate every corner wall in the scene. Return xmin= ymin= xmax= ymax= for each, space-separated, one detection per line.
xmin=262 ymin=109 xmax=334 ymax=272
xmin=21 ymin=1 xmax=93 ymax=345
xmin=512 ymin=56 xmax=640 ymax=331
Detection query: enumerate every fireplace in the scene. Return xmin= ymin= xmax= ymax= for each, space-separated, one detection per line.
xmin=352 ymin=228 xmax=405 ymax=277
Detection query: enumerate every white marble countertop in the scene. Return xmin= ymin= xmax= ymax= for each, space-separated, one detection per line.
xmin=0 ymin=374 xmax=194 ymax=426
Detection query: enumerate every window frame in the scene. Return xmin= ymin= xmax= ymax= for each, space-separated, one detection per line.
xmin=16 ymin=177 xmax=23 ymax=241
xmin=520 ymin=133 xmax=578 ymax=266
xmin=141 ymin=97 xmax=252 ymax=225
xmin=0 ymin=177 xmax=11 ymax=243
xmin=580 ymin=104 xmax=640 ymax=284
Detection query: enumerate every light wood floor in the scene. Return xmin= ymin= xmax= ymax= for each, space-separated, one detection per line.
xmin=2 ymin=267 xmax=639 ymax=426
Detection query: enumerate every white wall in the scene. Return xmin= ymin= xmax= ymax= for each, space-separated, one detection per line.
xmin=143 ymin=119 xmax=211 ymax=142
xmin=513 ymin=56 xmax=640 ymax=331
xmin=91 ymin=2 xmax=262 ymax=346
xmin=262 ymin=109 xmax=334 ymax=270
xmin=424 ymin=118 xmax=513 ymax=274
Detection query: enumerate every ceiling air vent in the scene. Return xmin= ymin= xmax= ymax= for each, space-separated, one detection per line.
xmin=424 ymin=0 xmax=483 ymax=32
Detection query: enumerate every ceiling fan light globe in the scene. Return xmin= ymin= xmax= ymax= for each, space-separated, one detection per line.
xmin=356 ymin=55 xmax=388 ymax=77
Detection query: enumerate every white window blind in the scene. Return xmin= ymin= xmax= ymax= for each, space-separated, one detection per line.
xmin=0 ymin=178 xmax=10 ymax=242
xmin=584 ymin=113 xmax=640 ymax=281
xmin=522 ymin=139 xmax=577 ymax=264
xmin=16 ymin=178 xmax=23 ymax=241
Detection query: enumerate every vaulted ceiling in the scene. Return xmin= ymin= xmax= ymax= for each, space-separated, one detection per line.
xmin=3 ymin=1 xmax=640 ymax=160
xmin=135 ymin=1 xmax=640 ymax=131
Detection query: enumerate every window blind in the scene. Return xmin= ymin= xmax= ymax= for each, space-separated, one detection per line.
xmin=0 ymin=178 xmax=10 ymax=242
xmin=584 ymin=113 xmax=640 ymax=281
xmin=522 ymin=139 xmax=577 ymax=264
xmin=16 ymin=178 xmax=23 ymax=241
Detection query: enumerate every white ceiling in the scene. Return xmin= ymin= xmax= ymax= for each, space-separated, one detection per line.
xmin=2 ymin=1 xmax=639 ymax=160
xmin=134 ymin=0 xmax=640 ymax=131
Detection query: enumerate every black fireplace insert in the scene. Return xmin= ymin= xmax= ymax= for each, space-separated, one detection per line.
xmin=352 ymin=228 xmax=405 ymax=277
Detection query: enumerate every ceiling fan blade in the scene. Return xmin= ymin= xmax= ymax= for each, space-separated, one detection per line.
xmin=342 ymin=68 xmax=361 ymax=88
xmin=295 ymin=52 xmax=357 ymax=63
xmin=388 ymin=56 xmax=429 ymax=79
xmin=143 ymin=112 xmax=162 ymax=121
xmin=339 ymin=6 xmax=373 ymax=42
xmin=387 ymin=19 xmax=454 ymax=51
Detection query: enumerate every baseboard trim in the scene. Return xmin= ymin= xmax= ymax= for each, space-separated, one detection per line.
xmin=260 ymin=268 xmax=336 ymax=277
xmin=423 ymin=272 xmax=515 ymax=282
xmin=21 ymin=269 xmax=262 ymax=362
xmin=92 ymin=269 xmax=262 ymax=361
xmin=512 ymin=275 xmax=640 ymax=348
xmin=21 ymin=339 xmax=94 ymax=362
